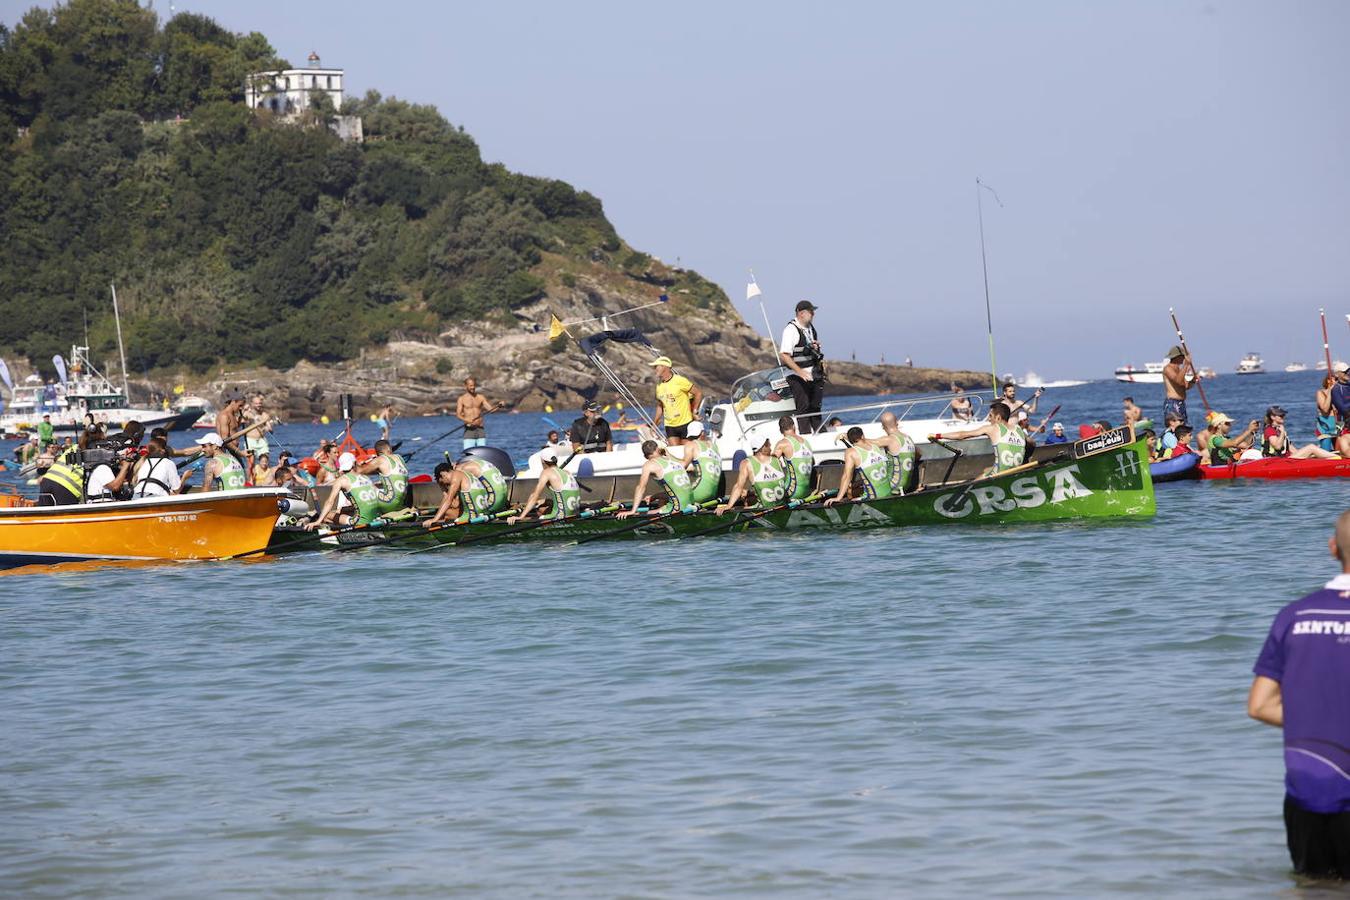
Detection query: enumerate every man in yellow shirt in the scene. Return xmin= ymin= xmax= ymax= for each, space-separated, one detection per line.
xmin=651 ymin=356 xmax=703 ymax=446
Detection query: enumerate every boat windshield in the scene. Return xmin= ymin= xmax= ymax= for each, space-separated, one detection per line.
xmin=730 ymin=367 xmax=792 ymax=405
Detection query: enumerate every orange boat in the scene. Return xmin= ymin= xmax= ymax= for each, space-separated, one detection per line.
xmin=0 ymin=488 xmax=287 ymax=570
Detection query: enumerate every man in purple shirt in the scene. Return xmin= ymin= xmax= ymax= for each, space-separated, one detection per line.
xmin=1249 ymin=509 xmax=1350 ymax=879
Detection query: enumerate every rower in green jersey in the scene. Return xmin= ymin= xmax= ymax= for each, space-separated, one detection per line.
xmin=509 ymin=447 xmax=581 ymax=523
xmin=715 ymin=438 xmax=788 ymax=515
xmin=932 ymin=401 xmax=1028 ymax=474
xmin=422 ymin=456 xmax=510 ymax=526
xmin=669 ymin=420 xmax=723 ymax=504
xmin=826 ymin=426 xmax=894 ymax=505
xmin=371 ymin=438 xmax=410 ymax=516
xmin=877 ymin=411 xmax=919 ymax=494
xmin=772 ymin=415 xmax=815 ymax=500
xmin=194 ymin=431 xmax=247 ymax=491
xmin=617 ymin=440 xmax=696 ymax=518
xmin=305 ymin=452 xmax=387 ymax=529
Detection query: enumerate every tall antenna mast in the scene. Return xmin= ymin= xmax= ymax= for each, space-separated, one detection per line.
xmin=976 ymin=177 xmax=1003 ymax=393
xmin=110 ymin=283 xmax=131 ymax=400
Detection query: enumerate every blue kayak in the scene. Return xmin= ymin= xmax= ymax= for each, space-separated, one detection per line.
xmin=1150 ymin=453 xmax=1200 ymax=483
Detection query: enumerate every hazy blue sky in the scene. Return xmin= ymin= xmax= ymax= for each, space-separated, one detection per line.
xmin=9 ymin=1 xmax=1348 ymax=377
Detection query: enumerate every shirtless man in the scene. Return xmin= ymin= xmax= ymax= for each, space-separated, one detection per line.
xmin=455 ymin=377 xmax=502 ymax=451
xmin=1122 ymin=396 xmax=1144 ymax=429
xmin=1162 ymin=345 xmax=1201 ymax=426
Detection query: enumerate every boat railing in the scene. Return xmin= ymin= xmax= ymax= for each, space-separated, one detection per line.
xmin=800 ymin=391 xmax=991 ymax=432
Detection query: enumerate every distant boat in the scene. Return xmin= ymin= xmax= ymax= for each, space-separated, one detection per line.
xmin=1114 ymin=362 xmax=1166 ymax=384
xmin=1314 ymin=360 xmax=1347 ymax=373
xmin=1199 ymin=366 xmax=1217 ymax=380
xmin=1236 ymin=353 xmax=1266 ymax=375
xmin=1019 ymin=371 xmax=1090 ymax=389
xmin=1285 ymin=362 xmax=1309 ymax=373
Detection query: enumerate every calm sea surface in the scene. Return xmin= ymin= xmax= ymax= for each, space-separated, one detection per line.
xmin=2 ymin=371 xmax=1348 ymax=897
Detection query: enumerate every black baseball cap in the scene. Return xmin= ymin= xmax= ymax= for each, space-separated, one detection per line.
xmin=584 ymin=401 xmax=601 ymax=413
xmin=1266 ymin=405 xmax=1288 ymax=418
xmin=795 ymin=300 xmax=817 ymax=313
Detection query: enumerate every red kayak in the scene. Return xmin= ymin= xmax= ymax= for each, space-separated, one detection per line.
xmin=1200 ymin=457 xmax=1350 ymax=480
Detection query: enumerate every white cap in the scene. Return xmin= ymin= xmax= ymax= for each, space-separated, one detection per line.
xmin=1052 ymin=422 xmax=1064 ymax=430
xmin=337 ymin=451 xmax=356 ymax=472
xmin=1335 ymin=362 xmax=1350 ymax=374
xmin=540 ymin=447 xmax=560 ymax=463
xmin=195 ymin=432 xmax=223 ymax=446
xmin=686 ymin=421 xmax=704 ymax=438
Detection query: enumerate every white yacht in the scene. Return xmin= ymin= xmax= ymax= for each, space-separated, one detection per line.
xmin=1236 ymin=353 xmax=1266 ymax=375
xmin=1114 ymin=362 xmax=1167 ymax=384
xmin=0 ymin=346 xmax=196 ymax=438
xmin=1284 ymin=362 xmax=1309 ymax=373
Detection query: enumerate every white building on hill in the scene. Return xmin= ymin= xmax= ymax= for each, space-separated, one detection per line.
xmin=245 ymin=51 xmax=362 ymax=142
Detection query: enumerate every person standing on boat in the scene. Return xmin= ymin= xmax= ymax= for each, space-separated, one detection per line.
xmin=455 ymin=377 xmax=502 ymax=450
xmin=1316 ymin=375 xmax=1339 ymax=452
xmin=508 ymin=447 xmax=581 ymax=523
xmin=568 ymin=401 xmax=613 ymax=454
xmin=825 ymin=427 xmax=895 ymax=506
xmin=779 ymin=300 xmax=825 ymax=434
xmin=1000 ymin=382 xmax=1042 ymax=420
xmin=617 ymin=440 xmax=697 ymax=518
xmin=773 ymin=415 xmax=816 ymax=501
xmin=191 ymin=432 xmax=247 ymax=492
xmin=131 ymin=437 xmax=183 ymax=498
xmin=671 ymin=421 xmax=723 ymax=505
xmin=242 ymin=393 xmax=274 ymax=460
xmin=1248 ymin=509 xmax=1350 ymax=879
xmin=877 ymin=412 xmax=919 ymax=495
xmin=715 ymin=438 xmax=788 ymax=515
xmin=934 ymin=402 xmax=1027 ymax=474
xmin=37 ymin=414 xmax=54 ymax=449
xmin=650 ymin=357 xmax=702 ymax=446
xmin=1163 ymin=346 xmax=1201 ymax=426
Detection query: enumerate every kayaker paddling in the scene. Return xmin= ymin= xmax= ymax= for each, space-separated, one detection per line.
xmin=1163 ymin=345 xmax=1201 ymax=426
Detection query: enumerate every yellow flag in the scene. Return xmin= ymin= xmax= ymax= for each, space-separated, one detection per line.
xmin=173 ymin=384 xmax=185 ymax=395
xmin=547 ymin=315 xmax=565 ymax=340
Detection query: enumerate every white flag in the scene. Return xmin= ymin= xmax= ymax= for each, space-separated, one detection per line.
xmin=746 ymin=272 xmax=762 ymax=300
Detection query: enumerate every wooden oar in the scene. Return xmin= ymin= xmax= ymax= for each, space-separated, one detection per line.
xmin=681 ymin=491 xmax=829 ymax=540
xmin=224 ymin=516 xmax=381 ymax=560
xmin=335 ymin=508 xmax=517 ymax=553
xmin=571 ymin=499 xmax=717 ymax=546
xmin=1321 ymin=309 xmax=1334 ymax=373
xmin=399 ymin=508 xmax=527 ymax=554
xmin=1169 ymin=308 xmax=1212 ymax=413
xmin=423 ymin=502 xmax=626 ymax=552
xmin=177 ymin=417 xmax=276 ymax=470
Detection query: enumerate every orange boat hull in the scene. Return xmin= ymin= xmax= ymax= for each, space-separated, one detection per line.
xmin=0 ymin=488 xmax=285 ymax=569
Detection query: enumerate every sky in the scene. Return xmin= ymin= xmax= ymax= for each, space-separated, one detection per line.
xmin=7 ymin=0 xmax=1349 ymax=378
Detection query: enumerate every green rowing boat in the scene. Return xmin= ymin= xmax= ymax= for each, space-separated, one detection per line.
xmin=325 ymin=428 xmax=1153 ymax=551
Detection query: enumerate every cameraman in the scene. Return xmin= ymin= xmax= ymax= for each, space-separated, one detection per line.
xmin=780 ymin=300 xmax=825 ymax=434
xmin=131 ymin=436 xmax=184 ymax=498
xmin=85 ymin=445 xmax=137 ymax=502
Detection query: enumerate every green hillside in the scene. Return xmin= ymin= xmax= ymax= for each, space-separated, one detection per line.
xmin=0 ymin=0 xmax=727 ymax=376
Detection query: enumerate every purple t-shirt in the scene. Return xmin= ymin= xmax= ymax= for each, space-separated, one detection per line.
xmin=1253 ymin=575 xmax=1350 ymax=813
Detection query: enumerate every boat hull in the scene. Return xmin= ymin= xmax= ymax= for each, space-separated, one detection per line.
xmin=1199 ymin=457 xmax=1350 ymax=480
xmin=1150 ymin=453 xmax=1200 ymax=483
xmin=0 ymin=488 xmax=286 ymax=569
xmin=340 ymin=438 xmax=1155 ymax=550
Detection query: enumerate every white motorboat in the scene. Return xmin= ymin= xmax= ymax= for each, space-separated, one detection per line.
xmin=0 ymin=345 xmax=188 ymax=439
xmin=518 ymin=366 xmax=997 ymax=484
xmin=1236 ymin=353 xmax=1266 ymax=375
xmin=1114 ymin=362 xmax=1166 ymax=384
xmin=1020 ymin=371 xmax=1089 ymax=389
xmin=1284 ymin=362 xmax=1309 ymax=373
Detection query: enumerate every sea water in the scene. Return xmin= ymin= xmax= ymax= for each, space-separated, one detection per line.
xmin=2 ymin=372 xmax=1346 ymax=897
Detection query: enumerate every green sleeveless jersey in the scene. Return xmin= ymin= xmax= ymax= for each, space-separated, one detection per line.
xmin=376 ymin=452 xmax=409 ymax=511
xmin=885 ymin=431 xmax=917 ymax=494
xmin=460 ymin=460 xmax=509 ymax=515
xmin=780 ymin=434 xmax=814 ymax=500
xmin=346 ymin=473 xmax=385 ymax=524
xmin=748 ymin=456 xmax=788 ymax=506
xmin=993 ymin=422 xmax=1027 ymax=472
xmin=688 ymin=439 xmax=723 ymax=504
xmin=654 ymin=455 xmax=695 ymax=511
xmin=547 ymin=468 xmax=581 ymax=520
xmin=216 ymin=454 xmax=247 ymax=491
xmin=855 ymin=444 xmax=894 ymax=500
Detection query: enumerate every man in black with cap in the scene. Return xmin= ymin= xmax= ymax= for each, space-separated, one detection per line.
xmin=780 ymin=299 xmax=826 ymax=433
xmin=569 ymin=401 xmax=613 ymax=454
